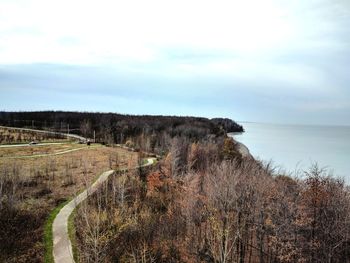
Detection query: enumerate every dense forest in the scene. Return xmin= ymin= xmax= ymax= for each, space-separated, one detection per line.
xmin=75 ymin=137 xmax=350 ymax=263
xmin=0 ymin=111 xmax=243 ymax=154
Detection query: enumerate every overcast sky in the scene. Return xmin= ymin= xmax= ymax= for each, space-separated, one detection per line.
xmin=0 ymin=0 xmax=349 ymax=125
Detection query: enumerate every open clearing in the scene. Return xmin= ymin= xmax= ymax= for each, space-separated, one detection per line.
xmin=0 ymin=143 xmax=90 ymax=158
xmin=0 ymin=143 xmax=139 ymax=262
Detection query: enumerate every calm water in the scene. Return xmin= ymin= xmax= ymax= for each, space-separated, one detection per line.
xmin=231 ymin=122 xmax=350 ymax=180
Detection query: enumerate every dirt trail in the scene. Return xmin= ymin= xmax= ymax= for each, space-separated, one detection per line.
xmin=0 ymin=145 xmax=100 ymax=159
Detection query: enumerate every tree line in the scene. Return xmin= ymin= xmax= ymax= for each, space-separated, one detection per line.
xmin=0 ymin=111 xmax=243 ymax=153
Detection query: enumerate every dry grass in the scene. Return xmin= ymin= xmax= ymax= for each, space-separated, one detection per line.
xmin=0 ymin=143 xmax=86 ymax=158
xmin=0 ymin=145 xmax=139 ymax=205
xmin=0 ymin=144 xmax=139 ymax=262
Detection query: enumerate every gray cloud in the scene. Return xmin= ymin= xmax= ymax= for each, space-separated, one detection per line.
xmin=0 ymin=0 xmax=350 ymax=125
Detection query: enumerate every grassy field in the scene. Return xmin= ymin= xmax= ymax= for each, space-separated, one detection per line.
xmin=0 ymin=143 xmax=89 ymax=158
xmin=0 ymin=143 xmax=139 ymax=262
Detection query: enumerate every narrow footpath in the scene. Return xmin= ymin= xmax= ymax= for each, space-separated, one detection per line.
xmin=0 ymin=145 xmax=100 ymax=159
xmin=52 ymin=158 xmax=155 ymax=263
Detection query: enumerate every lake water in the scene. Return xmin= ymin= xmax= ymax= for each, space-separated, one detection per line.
xmin=230 ymin=122 xmax=350 ymax=180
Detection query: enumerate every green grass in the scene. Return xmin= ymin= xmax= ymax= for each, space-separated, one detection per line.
xmin=140 ymin=158 xmax=149 ymax=165
xmin=46 ymin=167 xmax=110 ymax=262
xmin=44 ymin=199 xmax=70 ymax=263
xmin=68 ymin=209 xmax=79 ymax=262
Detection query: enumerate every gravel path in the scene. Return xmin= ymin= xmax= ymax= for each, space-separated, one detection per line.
xmin=52 ymin=158 xmax=155 ymax=263
xmin=0 ymin=142 xmax=65 ymax=148
xmin=0 ymin=125 xmax=86 ymax=142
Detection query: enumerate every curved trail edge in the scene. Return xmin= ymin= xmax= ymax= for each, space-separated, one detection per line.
xmin=52 ymin=158 xmax=155 ymax=263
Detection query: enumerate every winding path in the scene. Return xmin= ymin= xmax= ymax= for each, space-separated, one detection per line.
xmin=0 ymin=145 xmax=100 ymax=159
xmin=52 ymin=158 xmax=155 ymax=263
xmin=0 ymin=142 xmax=65 ymax=148
xmin=0 ymin=126 xmax=96 ymax=159
xmin=0 ymin=125 xmax=86 ymax=142
xmin=0 ymin=125 xmax=156 ymax=262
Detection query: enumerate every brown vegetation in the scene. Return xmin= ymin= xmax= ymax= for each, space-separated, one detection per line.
xmin=0 ymin=127 xmax=68 ymax=144
xmin=0 ymin=111 xmax=243 ymax=154
xmin=0 ymin=143 xmax=86 ymax=158
xmin=1 ymin=115 xmax=348 ymax=263
xmin=75 ymin=137 xmax=350 ymax=263
xmin=0 ymin=144 xmax=138 ymax=262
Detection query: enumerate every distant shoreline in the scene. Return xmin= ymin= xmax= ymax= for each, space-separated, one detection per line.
xmin=230 ymin=122 xmax=350 ymax=179
xmin=236 ymin=141 xmax=253 ymax=159
xmin=228 ymin=132 xmax=253 ymax=159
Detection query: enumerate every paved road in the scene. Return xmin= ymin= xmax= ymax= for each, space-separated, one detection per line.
xmin=0 ymin=142 xmax=66 ymax=148
xmin=0 ymin=125 xmax=87 ymax=142
xmin=52 ymin=158 xmax=155 ymax=263
xmin=0 ymin=125 xmax=92 ymax=159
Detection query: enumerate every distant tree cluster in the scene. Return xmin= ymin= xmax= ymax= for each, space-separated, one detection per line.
xmin=0 ymin=111 xmax=243 ymax=153
xmin=211 ymin=118 xmax=245 ymax=133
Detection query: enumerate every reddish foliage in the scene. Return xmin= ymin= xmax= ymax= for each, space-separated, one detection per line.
xmin=147 ymin=171 xmax=164 ymax=192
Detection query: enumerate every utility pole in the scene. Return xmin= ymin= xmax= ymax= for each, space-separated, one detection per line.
xmin=67 ymin=124 xmax=70 ymax=135
xmin=93 ymin=130 xmax=96 ymax=143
